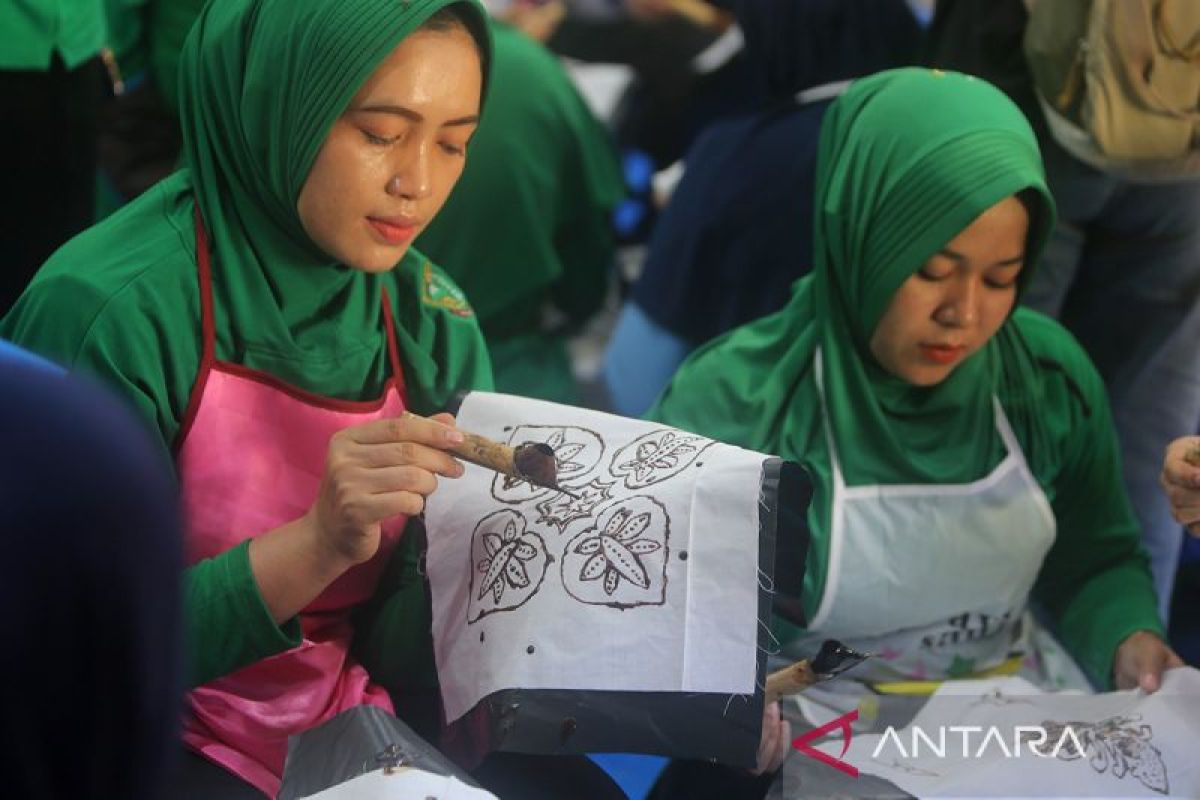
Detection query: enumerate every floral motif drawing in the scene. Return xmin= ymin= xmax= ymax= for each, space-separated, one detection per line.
xmin=534 ymin=478 xmax=615 ymax=533
xmin=561 ymin=496 xmax=669 ymax=608
xmin=609 ymin=429 xmax=713 ymax=489
xmin=1034 ymin=716 xmax=1168 ymax=795
xmin=491 ymin=426 xmax=605 ymax=504
xmin=467 ymin=510 xmax=549 ymax=623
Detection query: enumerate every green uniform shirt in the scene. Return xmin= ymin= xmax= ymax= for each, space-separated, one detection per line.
xmin=1 ymin=0 xmax=108 ymax=70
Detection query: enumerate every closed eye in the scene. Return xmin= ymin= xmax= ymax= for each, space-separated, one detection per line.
xmin=985 ymin=262 xmax=1023 ymax=289
xmin=917 ymin=267 xmax=952 ymax=282
xmin=362 ymin=129 xmax=400 ymax=146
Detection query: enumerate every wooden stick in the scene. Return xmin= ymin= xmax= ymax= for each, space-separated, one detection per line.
xmin=407 ymin=412 xmax=574 ymax=496
xmin=765 ymin=658 xmax=819 ymax=705
xmin=451 ymin=430 xmax=519 ymax=477
xmin=764 ymin=640 xmax=871 ymax=704
xmin=451 ymin=433 xmax=574 ymax=496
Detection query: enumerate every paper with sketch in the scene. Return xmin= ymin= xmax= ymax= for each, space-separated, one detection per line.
xmin=425 ymin=392 xmax=767 ymax=724
xmin=838 ymin=668 xmax=1200 ymax=798
xmin=303 ymin=769 xmax=497 ymax=799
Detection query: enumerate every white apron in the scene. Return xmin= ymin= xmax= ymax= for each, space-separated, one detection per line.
xmin=784 ymin=350 xmax=1090 ymax=693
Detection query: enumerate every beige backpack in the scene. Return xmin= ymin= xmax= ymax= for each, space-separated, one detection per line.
xmin=1024 ymin=0 xmax=1200 ymax=179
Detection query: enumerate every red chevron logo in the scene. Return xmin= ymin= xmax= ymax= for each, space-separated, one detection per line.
xmin=791 ymin=709 xmax=859 ymax=777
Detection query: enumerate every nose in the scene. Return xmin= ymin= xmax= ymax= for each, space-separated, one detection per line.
xmin=385 ymin=141 xmax=432 ymax=201
xmin=934 ymin=276 xmax=980 ymax=328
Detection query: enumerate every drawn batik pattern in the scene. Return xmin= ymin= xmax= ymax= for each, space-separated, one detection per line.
xmin=562 ymin=496 xmax=669 ymax=608
xmin=609 ymin=429 xmax=713 ymax=490
xmin=1034 ymin=716 xmax=1168 ymax=795
xmin=467 ymin=510 xmax=549 ymax=623
xmin=534 ymin=478 xmax=615 ymax=533
xmin=491 ymin=426 xmax=605 ymax=504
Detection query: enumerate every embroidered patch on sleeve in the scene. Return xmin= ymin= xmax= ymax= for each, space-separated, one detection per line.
xmin=421 ymin=261 xmax=474 ymax=318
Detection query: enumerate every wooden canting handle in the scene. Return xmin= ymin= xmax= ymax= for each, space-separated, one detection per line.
xmin=765 ymin=658 xmax=820 ymax=705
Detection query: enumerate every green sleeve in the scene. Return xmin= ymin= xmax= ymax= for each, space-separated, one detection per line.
xmin=186 ymin=540 xmax=302 ymax=687
xmin=0 ymin=270 xmax=190 ymax=447
xmin=0 ymin=179 xmax=202 ymax=445
xmin=1027 ymin=315 xmax=1164 ymax=689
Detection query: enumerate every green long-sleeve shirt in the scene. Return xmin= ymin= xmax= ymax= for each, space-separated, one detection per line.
xmin=2 ymin=172 xmax=494 ymax=687
xmin=1 ymin=0 xmax=107 ymax=69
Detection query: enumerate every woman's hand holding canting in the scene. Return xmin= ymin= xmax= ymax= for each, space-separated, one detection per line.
xmin=249 ymin=412 xmax=464 ymax=623
xmin=305 ymin=412 xmax=465 ymax=569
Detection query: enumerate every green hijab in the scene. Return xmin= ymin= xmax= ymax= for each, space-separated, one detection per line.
xmin=650 ymin=68 xmax=1057 ymax=612
xmin=177 ymin=0 xmax=491 ymax=381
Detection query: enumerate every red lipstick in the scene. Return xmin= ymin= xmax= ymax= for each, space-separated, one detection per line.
xmin=367 ymin=216 xmax=419 ymax=245
xmin=919 ymin=344 xmax=966 ymax=365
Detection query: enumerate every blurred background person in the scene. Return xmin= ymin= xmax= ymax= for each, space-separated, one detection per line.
xmin=538 ymin=0 xmax=757 ymax=171
xmin=95 ymin=0 xmax=206 ymax=218
xmin=0 ymin=0 xmax=111 ymax=313
xmin=0 ymin=340 xmax=183 ymax=799
xmin=417 ymin=16 xmax=626 ymax=404
xmin=926 ymin=0 xmax=1200 ymax=630
xmin=603 ymin=0 xmax=923 ymax=416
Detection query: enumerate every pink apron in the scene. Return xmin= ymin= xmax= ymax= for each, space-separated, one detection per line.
xmin=177 ymin=209 xmax=410 ymax=797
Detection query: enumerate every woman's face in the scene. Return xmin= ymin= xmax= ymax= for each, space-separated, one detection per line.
xmin=297 ymin=25 xmax=482 ymax=272
xmin=868 ymin=195 xmax=1029 ymax=387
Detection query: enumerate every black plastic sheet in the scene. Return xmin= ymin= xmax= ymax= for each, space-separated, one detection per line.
xmin=279 ymin=705 xmax=480 ymax=799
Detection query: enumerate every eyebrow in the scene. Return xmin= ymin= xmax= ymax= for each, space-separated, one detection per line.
xmin=355 ymin=104 xmax=479 ymax=128
xmin=938 ymin=248 xmax=1024 ymax=267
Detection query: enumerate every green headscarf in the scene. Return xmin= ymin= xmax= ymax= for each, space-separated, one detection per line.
xmin=177 ymin=0 xmax=491 ymax=384
xmin=651 ymin=68 xmax=1057 ymax=613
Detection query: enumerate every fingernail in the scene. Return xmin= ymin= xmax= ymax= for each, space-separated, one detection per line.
xmin=446 ymin=429 xmax=465 ymax=445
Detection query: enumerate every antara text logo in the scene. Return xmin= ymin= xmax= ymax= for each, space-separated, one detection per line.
xmin=791 ymin=710 xmax=1087 ymax=776
xmin=872 ymin=723 xmax=1085 ymax=760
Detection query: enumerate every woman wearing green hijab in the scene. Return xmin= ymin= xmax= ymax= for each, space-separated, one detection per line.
xmin=651 ymin=68 xmax=1182 ymax=704
xmin=2 ymin=1 xmax=618 ymax=797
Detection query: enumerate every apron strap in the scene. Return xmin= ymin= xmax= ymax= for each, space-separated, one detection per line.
xmin=192 ymin=203 xmax=217 ymax=364
xmin=175 ymin=203 xmax=220 ymax=451
xmin=380 ymin=288 xmax=409 ymax=407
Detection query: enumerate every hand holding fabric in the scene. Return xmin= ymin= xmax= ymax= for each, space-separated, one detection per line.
xmin=751 ymin=701 xmax=792 ymax=776
xmin=1113 ymin=630 xmax=1185 ymax=693
xmin=1160 ymin=435 xmax=1200 ymax=536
